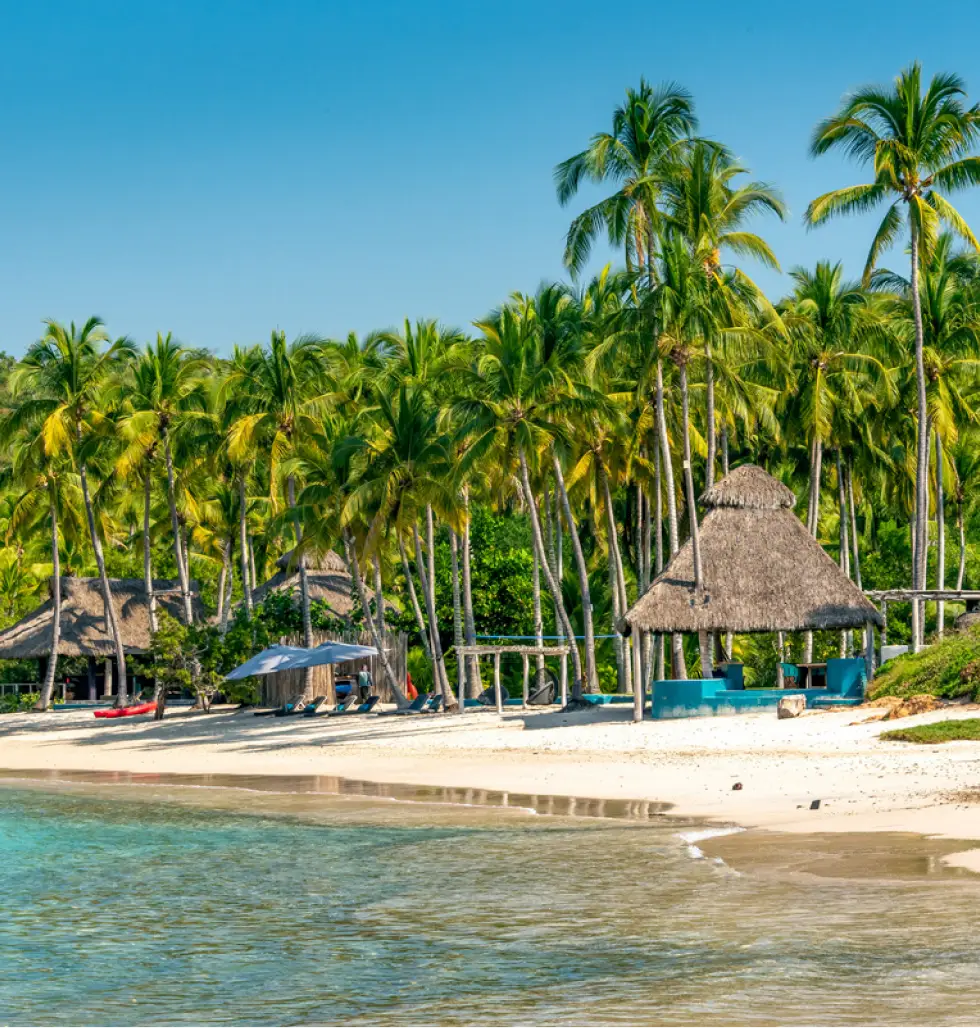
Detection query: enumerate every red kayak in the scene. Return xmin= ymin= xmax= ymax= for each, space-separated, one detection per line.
xmin=94 ymin=701 xmax=157 ymax=719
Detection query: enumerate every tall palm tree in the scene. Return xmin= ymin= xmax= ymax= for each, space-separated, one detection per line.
xmin=224 ymin=331 xmax=325 ymax=659
xmin=116 ymin=333 xmax=209 ymax=625
xmin=555 ymin=79 xmax=697 ymax=274
xmin=11 ymin=318 xmax=135 ymax=705
xmin=806 ymin=63 xmax=980 ymax=648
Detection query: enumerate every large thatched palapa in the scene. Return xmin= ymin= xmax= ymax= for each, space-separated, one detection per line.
xmin=625 ymin=465 xmax=882 ymax=634
xmin=0 ymin=577 xmax=202 ymax=659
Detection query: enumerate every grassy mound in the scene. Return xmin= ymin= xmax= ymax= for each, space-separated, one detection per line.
xmin=870 ymin=625 xmax=980 ymax=702
xmin=880 ymin=718 xmax=980 ymax=744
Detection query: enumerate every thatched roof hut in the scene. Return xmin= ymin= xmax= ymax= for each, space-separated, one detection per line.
xmin=251 ymin=549 xmax=390 ymax=617
xmin=625 ymin=464 xmax=883 ymax=634
xmin=0 ymin=577 xmax=203 ymax=659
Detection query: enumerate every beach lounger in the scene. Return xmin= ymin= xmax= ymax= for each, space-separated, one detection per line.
xmin=275 ymin=694 xmax=325 ymax=717
xmin=327 ymin=695 xmax=380 ymax=717
xmin=253 ymin=693 xmax=305 ymax=717
xmin=376 ymin=692 xmax=435 ymax=717
xmin=305 ymin=694 xmax=359 ymax=718
xmin=297 ymin=696 xmax=329 ymax=716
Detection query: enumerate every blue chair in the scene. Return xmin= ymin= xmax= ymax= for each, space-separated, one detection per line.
xmin=779 ymin=662 xmax=800 ymax=685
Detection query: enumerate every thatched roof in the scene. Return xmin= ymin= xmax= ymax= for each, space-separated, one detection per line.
xmin=252 ymin=550 xmax=392 ymax=617
xmin=0 ymin=578 xmax=204 ymax=659
xmin=625 ymin=464 xmax=883 ymax=634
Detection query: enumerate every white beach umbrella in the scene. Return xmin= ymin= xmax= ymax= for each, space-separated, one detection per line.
xmin=224 ymin=645 xmax=312 ymax=680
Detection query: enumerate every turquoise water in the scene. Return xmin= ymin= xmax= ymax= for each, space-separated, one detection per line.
xmin=3 ymin=779 xmax=980 ymax=1026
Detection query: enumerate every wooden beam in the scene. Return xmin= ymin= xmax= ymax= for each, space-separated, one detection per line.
xmin=493 ymin=653 xmax=502 ymax=715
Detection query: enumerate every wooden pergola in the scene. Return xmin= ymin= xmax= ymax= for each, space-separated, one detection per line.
xmin=456 ymin=644 xmax=571 ymax=713
xmin=865 ymin=589 xmax=980 ymax=647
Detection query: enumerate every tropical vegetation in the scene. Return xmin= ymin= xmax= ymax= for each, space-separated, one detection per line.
xmin=2 ymin=63 xmax=980 ymax=712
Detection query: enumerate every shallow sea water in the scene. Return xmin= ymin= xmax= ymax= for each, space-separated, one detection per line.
xmin=2 ymin=770 xmax=980 ymax=1026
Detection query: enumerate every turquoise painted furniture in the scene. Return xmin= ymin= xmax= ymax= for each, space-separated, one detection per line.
xmin=651 ymin=657 xmax=866 ymax=719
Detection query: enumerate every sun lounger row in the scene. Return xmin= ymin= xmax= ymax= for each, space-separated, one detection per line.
xmin=250 ymin=691 xmax=445 ymax=718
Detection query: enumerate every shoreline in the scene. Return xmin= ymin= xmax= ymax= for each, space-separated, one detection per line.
xmin=4 ymin=702 xmax=980 ymax=871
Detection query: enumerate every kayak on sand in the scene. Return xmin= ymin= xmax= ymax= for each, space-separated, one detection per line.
xmin=94 ymin=701 xmax=157 ymax=719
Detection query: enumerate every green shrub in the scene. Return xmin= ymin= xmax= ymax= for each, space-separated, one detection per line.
xmin=871 ymin=625 xmax=980 ymax=702
xmin=881 ymin=718 xmax=980 ymax=744
xmin=0 ymin=691 xmax=39 ymax=713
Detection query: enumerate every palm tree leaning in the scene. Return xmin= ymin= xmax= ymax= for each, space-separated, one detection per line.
xmin=806 ymin=62 xmax=980 ymax=649
xmin=12 ymin=318 xmax=135 ymax=705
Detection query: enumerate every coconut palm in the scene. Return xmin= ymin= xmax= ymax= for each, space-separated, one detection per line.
xmin=555 ymin=78 xmax=697 ymax=274
xmin=10 ymin=318 xmax=135 ymax=705
xmin=806 ymin=63 xmax=980 ymax=647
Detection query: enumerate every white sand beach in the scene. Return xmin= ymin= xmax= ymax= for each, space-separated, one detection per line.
xmin=4 ymin=703 xmax=980 ymax=865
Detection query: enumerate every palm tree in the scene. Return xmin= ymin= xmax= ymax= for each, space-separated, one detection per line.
xmin=116 ymin=333 xmax=209 ymax=625
xmin=11 ymin=318 xmax=135 ymax=705
xmin=224 ymin=331 xmax=325 ymax=662
xmin=555 ymin=79 xmax=697 ymax=274
xmin=806 ymin=63 xmax=980 ymax=648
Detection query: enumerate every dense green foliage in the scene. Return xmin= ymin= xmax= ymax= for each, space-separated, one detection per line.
xmin=871 ymin=625 xmax=980 ymax=700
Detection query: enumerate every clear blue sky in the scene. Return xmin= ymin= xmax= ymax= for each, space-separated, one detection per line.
xmin=3 ymin=0 xmax=980 ymax=354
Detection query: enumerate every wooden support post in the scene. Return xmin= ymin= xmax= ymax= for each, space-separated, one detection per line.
xmin=560 ymin=652 xmax=568 ymax=708
xmin=103 ymin=657 xmax=113 ymax=698
xmin=776 ymin=632 xmax=785 ymax=688
xmin=881 ymin=601 xmax=888 ymax=647
xmin=87 ymin=657 xmax=97 ymax=702
xmin=864 ymin=621 xmax=875 ymax=684
xmin=632 ymin=636 xmax=644 ymax=723
xmin=493 ymin=653 xmax=502 ymax=714
xmin=521 ymin=653 xmax=529 ymax=709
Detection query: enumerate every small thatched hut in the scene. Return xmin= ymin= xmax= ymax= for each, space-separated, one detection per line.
xmin=0 ymin=577 xmax=203 ymax=698
xmin=625 ymin=464 xmax=882 ymax=636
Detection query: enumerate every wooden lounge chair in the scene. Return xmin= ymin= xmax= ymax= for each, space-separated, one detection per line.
xmin=297 ymin=696 xmax=329 ymax=716
xmin=253 ymin=693 xmax=305 ymax=717
xmin=305 ymin=694 xmax=358 ymax=718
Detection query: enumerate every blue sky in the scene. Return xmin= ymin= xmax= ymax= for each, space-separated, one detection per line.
xmin=3 ymin=0 xmax=980 ymax=354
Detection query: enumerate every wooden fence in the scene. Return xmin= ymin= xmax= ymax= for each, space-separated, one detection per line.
xmin=262 ymin=630 xmax=408 ymax=706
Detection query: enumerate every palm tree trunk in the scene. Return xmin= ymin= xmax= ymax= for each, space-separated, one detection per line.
xmin=216 ymin=554 xmax=227 ymax=626
xmin=803 ymin=437 xmax=823 ymax=664
xmin=520 ymin=450 xmax=584 ymax=698
xmin=957 ymin=501 xmax=967 ymax=590
xmin=551 ymin=451 xmax=597 ymax=694
xmin=398 ymin=535 xmax=433 ymax=661
xmin=836 ymin=450 xmax=850 ymax=657
xmin=79 ymin=454 xmax=128 ymax=707
xmin=550 ymin=486 xmax=568 ymax=701
xmin=414 ymin=521 xmax=455 ymax=708
xmin=678 ymin=362 xmax=711 ymax=678
xmin=936 ymin=428 xmax=946 ymax=639
xmin=600 ymin=464 xmax=631 ymax=694
xmin=239 ymin=473 xmax=252 ymax=615
xmin=143 ymin=472 xmax=158 ymax=636
xmin=608 ymin=542 xmax=625 ymax=693
xmin=532 ymin=545 xmax=545 ymax=693
xmin=656 ymin=360 xmax=686 ymax=678
xmin=343 ymin=528 xmax=407 ymax=707
xmin=219 ymin=540 xmax=233 ymax=633
xmin=424 ymin=505 xmax=456 ymax=707
xmin=249 ymin=536 xmax=258 ymax=596
xmin=35 ymin=486 xmax=61 ymax=712
xmin=286 ymin=476 xmax=313 ymax=650
xmin=373 ymin=556 xmax=387 ymax=639
xmin=847 ymin=460 xmax=862 ymax=589
xmin=461 ymin=486 xmax=480 ymax=697
xmin=704 ymin=340 xmax=716 ymax=490
xmin=449 ymin=529 xmax=466 ymax=702
xmin=163 ymin=432 xmax=193 ymax=625
xmin=911 ymin=220 xmax=929 ymax=651
xmin=654 ymin=430 xmax=665 ymax=682
xmin=721 ymin=424 xmax=730 ymax=477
